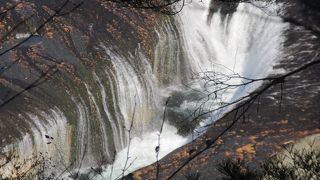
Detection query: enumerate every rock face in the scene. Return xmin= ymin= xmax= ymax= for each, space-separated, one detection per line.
xmin=131 ymin=1 xmax=320 ymax=179
xmin=0 ymin=0 xmax=168 ymax=168
xmin=0 ymin=0 xmax=319 ymax=178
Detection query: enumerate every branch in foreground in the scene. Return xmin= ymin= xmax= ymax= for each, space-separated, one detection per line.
xmin=0 ymin=0 xmax=84 ymax=57
xmin=121 ymin=96 xmax=137 ymax=180
xmin=167 ymin=58 xmax=320 ymax=179
xmin=0 ymin=0 xmax=83 ymax=109
xmin=105 ymin=0 xmax=185 ymax=15
xmin=155 ymin=98 xmax=170 ymax=180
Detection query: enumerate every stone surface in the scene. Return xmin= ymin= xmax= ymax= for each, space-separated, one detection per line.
xmin=132 ymin=1 xmax=320 ymax=179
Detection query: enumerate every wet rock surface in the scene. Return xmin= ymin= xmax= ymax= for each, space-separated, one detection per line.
xmin=0 ymin=0 xmax=161 ymax=166
xmin=166 ymin=89 xmax=208 ymax=136
xmin=0 ymin=0 xmax=319 ymax=178
xmin=131 ymin=1 xmax=320 ymax=179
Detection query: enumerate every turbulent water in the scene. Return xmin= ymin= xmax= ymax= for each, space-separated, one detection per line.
xmin=0 ymin=0 xmax=288 ymax=178
xmin=92 ymin=1 xmax=287 ymax=179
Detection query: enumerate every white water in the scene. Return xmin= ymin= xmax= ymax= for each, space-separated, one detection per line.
xmin=99 ymin=46 xmax=160 ymax=136
xmin=75 ymin=1 xmax=288 ymax=179
xmin=177 ymin=0 xmax=287 ymax=124
xmin=1 ymin=0 xmax=288 ymax=178
xmin=95 ymin=0 xmax=287 ymax=178
xmin=1 ymin=108 xmax=70 ymax=177
xmin=87 ymin=123 xmax=188 ymax=179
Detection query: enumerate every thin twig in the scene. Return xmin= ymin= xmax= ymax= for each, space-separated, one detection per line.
xmin=121 ymin=96 xmax=137 ymax=179
xmin=155 ymin=98 xmax=170 ymax=180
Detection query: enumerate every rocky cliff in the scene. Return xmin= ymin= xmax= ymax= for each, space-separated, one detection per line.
xmin=131 ymin=0 xmax=320 ymax=179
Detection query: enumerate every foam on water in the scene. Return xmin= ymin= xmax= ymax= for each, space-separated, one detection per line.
xmin=92 ymin=1 xmax=287 ymax=178
xmin=95 ymin=123 xmax=189 ymax=179
xmin=177 ymin=0 xmax=287 ymax=123
xmin=2 ymin=0 xmax=288 ymax=178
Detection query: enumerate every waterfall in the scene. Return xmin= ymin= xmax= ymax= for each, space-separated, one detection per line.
xmin=0 ymin=0 xmax=288 ymax=178
xmin=89 ymin=1 xmax=288 ymax=179
xmin=179 ymin=1 xmax=286 ymax=77
xmin=174 ymin=0 xmax=287 ymax=124
xmin=99 ymin=45 xmax=160 ymax=135
xmin=1 ymin=108 xmax=70 ymax=177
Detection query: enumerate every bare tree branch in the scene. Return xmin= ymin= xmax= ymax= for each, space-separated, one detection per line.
xmin=155 ymin=98 xmax=170 ymax=180
xmin=0 ymin=0 xmax=83 ymax=57
xmin=121 ymin=96 xmax=137 ymax=179
xmin=167 ymin=57 xmax=320 ymax=179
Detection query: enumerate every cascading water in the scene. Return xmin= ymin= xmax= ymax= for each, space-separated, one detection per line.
xmin=2 ymin=108 xmax=71 ymax=177
xmin=172 ymin=0 xmax=287 ymax=125
xmin=0 ymin=0 xmax=288 ymax=178
xmin=87 ymin=1 xmax=288 ymax=179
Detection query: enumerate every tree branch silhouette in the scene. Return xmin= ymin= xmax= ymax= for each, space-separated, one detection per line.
xmin=155 ymin=98 xmax=170 ymax=180
xmin=0 ymin=0 xmax=83 ymax=108
xmin=167 ymin=57 xmax=320 ymax=179
xmin=105 ymin=0 xmax=185 ymax=15
xmin=121 ymin=96 xmax=137 ymax=179
xmin=0 ymin=0 xmax=84 ymax=57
